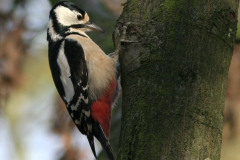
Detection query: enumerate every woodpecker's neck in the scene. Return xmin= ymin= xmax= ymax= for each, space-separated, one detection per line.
xmin=47 ymin=19 xmax=64 ymax=42
xmin=67 ymin=28 xmax=89 ymax=38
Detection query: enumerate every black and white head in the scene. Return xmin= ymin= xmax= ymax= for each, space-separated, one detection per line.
xmin=47 ymin=1 xmax=104 ymax=42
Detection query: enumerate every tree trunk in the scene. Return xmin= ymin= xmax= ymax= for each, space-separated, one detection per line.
xmin=115 ymin=0 xmax=239 ymax=159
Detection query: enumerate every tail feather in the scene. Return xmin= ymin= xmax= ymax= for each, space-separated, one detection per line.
xmin=93 ymin=121 xmax=115 ymax=160
xmin=87 ymin=134 xmax=97 ymax=159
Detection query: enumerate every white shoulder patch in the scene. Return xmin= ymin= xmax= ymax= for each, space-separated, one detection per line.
xmin=57 ymin=41 xmax=75 ymax=103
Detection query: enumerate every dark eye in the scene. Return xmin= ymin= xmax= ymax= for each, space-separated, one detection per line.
xmin=77 ymin=15 xmax=83 ymax=20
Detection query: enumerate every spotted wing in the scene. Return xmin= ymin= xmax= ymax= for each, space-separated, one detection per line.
xmin=48 ymin=38 xmax=96 ymax=157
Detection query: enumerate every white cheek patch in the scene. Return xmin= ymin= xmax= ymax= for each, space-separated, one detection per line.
xmin=55 ymin=6 xmax=84 ymax=26
xmin=57 ymin=41 xmax=75 ymax=103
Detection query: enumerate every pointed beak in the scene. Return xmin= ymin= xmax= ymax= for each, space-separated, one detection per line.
xmin=84 ymin=21 xmax=105 ymax=33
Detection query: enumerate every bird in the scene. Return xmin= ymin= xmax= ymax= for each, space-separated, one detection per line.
xmin=47 ymin=1 xmax=120 ymax=160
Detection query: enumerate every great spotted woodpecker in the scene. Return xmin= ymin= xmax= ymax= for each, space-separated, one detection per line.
xmin=47 ymin=1 xmax=120 ymax=160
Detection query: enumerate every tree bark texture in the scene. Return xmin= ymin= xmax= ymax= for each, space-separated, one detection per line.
xmin=115 ymin=0 xmax=239 ymax=159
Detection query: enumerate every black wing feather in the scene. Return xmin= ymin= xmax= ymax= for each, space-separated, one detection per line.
xmin=64 ymin=39 xmax=97 ymax=157
xmin=48 ymin=38 xmax=96 ymax=158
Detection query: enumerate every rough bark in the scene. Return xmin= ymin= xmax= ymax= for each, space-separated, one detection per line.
xmin=115 ymin=0 xmax=239 ymax=159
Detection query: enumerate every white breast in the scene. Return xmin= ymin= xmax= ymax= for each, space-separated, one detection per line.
xmin=66 ymin=34 xmax=117 ymax=100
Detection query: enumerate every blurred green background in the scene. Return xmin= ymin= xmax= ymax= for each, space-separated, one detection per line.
xmin=0 ymin=0 xmax=240 ymax=160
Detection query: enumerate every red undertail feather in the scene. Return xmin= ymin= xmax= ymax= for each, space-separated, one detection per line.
xmin=91 ymin=78 xmax=117 ymax=138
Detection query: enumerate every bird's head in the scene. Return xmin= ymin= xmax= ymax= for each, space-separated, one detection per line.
xmin=47 ymin=1 xmax=104 ymax=41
